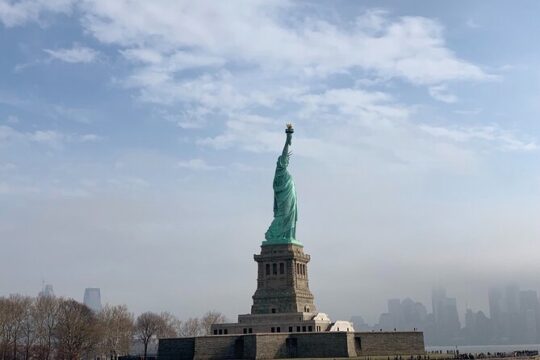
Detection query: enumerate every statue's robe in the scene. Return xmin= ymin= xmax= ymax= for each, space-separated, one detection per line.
xmin=264 ymin=153 xmax=298 ymax=244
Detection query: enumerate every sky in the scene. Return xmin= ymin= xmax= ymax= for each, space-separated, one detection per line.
xmin=1 ymin=0 xmax=540 ymax=325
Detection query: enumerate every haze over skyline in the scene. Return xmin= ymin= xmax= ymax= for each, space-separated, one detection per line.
xmin=1 ymin=0 xmax=540 ymax=324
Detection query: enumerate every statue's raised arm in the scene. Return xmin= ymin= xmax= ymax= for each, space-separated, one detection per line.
xmin=280 ymin=123 xmax=293 ymax=165
xmin=263 ymin=124 xmax=301 ymax=246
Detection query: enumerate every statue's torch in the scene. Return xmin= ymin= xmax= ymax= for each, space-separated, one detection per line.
xmin=285 ymin=123 xmax=293 ymax=145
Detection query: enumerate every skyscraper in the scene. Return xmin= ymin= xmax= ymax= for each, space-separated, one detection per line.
xmin=83 ymin=288 xmax=102 ymax=312
xmin=443 ymin=297 xmax=461 ymax=335
xmin=488 ymin=287 xmax=504 ymax=322
xmin=505 ymin=284 xmax=520 ymax=315
xmin=431 ymin=287 xmax=460 ymax=344
xmin=519 ymin=290 xmax=539 ymax=344
xmin=519 ymin=290 xmax=538 ymax=313
xmin=38 ymin=284 xmax=54 ymax=297
xmin=388 ymin=298 xmax=401 ymax=316
xmin=432 ymin=287 xmax=447 ymax=325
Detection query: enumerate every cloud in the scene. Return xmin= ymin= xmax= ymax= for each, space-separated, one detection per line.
xmin=3 ymin=0 xmax=528 ymax=184
xmin=419 ymin=124 xmax=538 ymax=152
xmin=0 ymin=0 xmax=74 ymax=27
xmin=72 ymin=1 xmax=504 ymax=174
xmin=197 ymin=114 xmax=281 ymax=153
xmin=124 ymin=70 xmax=252 ymax=110
xmin=0 ymin=125 xmax=20 ymax=142
xmin=0 ymin=91 xmax=26 ymax=106
xmin=106 ymin=176 xmax=148 ymax=189
xmin=297 ymin=88 xmax=409 ymax=123
xmin=177 ymin=158 xmax=222 ymax=171
xmin=0 ymin=162 xmax=15 ymax=171
xmin=454 ymin=108 xmax=482 ymax=116
xmin=81 ymin=1 xmax=490 ymax=84
xmin=196 ymin=82 xmax=534 ymax=178
xmin=4 ymin=2 xmax=502 ymax=173
xmin=159 ymin=109 xmax=211 ymax=129
xmin=44 ymin=44 xmax=99 ymax=63
xmin=6 ymin=115 xmax=19 ymax=124
xmin=0 ymin=125 xmax=101 ymax=148
xmin=79 ymin=134 xmax=102 ymax=142
xmin=52 ymin=104 xmax=97 ymax=123
xmin=30 ymin=129 xmax=65 ymax=147
xmin=0 ymin=91 xmax=99 ymax=124
xmin=121 ymin=48 xmax=224 ymax=70
xmin=0 ymin=182 xmax=38 ymax=195
xmin=466 ymin=19 xmax=480 ymax=29
xmin=428 ymin=84 xmax=458 ymax=103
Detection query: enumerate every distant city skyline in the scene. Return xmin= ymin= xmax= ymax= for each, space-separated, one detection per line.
xmin=26 ymin=279 xmax=540 ymax=345
xmin=36 ymin=283 xmax=103 ymax=312
xmin=352 ymin=284 xmax=540 ymax=345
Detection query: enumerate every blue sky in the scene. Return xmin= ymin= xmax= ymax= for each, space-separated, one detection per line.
xmin=1 ymin=0 xmax=540 ymax=324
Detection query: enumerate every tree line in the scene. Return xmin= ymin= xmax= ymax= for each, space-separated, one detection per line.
xmin=0 ymin=294 xmax=225 ymax=360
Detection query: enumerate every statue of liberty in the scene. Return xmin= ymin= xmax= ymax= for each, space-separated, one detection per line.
xmin=263 ymin=124 xmax=302 ymax=246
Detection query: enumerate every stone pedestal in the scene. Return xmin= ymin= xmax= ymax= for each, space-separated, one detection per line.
xmin=251 ymin=244 xmax=316 ymax=314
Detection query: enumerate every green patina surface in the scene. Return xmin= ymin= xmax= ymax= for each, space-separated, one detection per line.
xmin=263 ymin=126 xmax=302 ymax=247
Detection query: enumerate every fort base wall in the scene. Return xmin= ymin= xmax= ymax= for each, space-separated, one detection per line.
xmin=357 ymin=331 xmax=425 ymax=356
xmin=158 ymin=331 xmax=424 ymax=360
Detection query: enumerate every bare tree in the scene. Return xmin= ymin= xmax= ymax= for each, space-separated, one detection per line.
xmin=54 ymin=299 xmax=99 ymax=360
xmin=97 ymin=305 xmax=134 ymax=360
xmin=158 ymin=313 xmax=180 ymax=338
xmin=20 ymin=298 xmax=36 ymax=360
xmin=200 ymin=311 xmax=226 ymax=336
xmin=0 ymin=293 xmax=225 ymax=360
xmin=4 ymin=295 xmax=29 ymax=360
xmin=135 ymin=312 xmax=165 ymax=360
xmin=33 ymin=296 xmax=59 ymax=360
xmin=0 ymin=297 xmax=12 ymax=360
xmin=178 ymin=318 xmax=201 ymax=337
